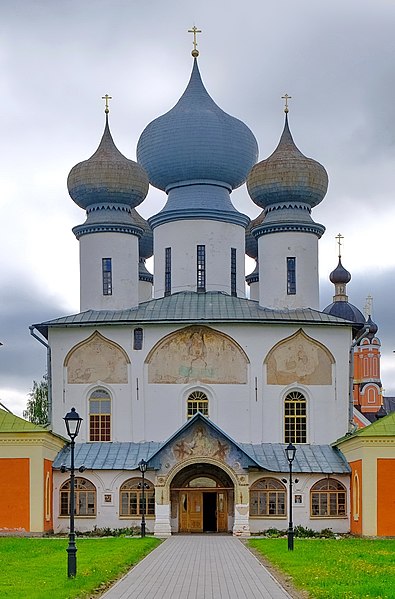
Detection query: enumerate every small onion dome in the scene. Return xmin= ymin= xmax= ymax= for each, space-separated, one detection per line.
xmin=136 ymin=59 xmax=258 ymax=192
xmin=366 ymin=315 xmax=379 ymax=339
xmin=245 ymin=210 xmax=265 ymax=259
xmin=329 ymin=258 xmax=351 ymax=285
xmin=247 ymin=114 xmax=328 ymax=209
xmin=323 ymin=301 xmax=365 ymax=327
xmin=130 ymin=208 xmax=153 ymax=259
xmin=68 ymin=116 xmax=149 ymax=210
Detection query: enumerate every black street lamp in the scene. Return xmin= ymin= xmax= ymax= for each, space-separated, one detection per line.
xmin=285 ymin=442 xmax=297 ymax=551
xmin=138 ymin=459 xmax=148 ymax=538
xmin=63 ymin=407 xmax=83 ymax=577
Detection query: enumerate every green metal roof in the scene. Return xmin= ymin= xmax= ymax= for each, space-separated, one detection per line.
xmin=351 ymin=411 xmax=395 ymax=438
xmin=0 ymin=408 xmax=48 ymax=433
xmin=35 ymin=291 xmax=352 ymax=337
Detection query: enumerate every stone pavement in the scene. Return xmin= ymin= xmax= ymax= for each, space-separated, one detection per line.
xmin=100 ymin=535 xmax=293 ymax=599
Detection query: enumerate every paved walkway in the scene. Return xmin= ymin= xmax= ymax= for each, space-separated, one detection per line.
xmin=100 ymin=535 xmax=293 ymax=599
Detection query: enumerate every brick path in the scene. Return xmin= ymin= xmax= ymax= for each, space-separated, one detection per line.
xmin=100 ymin=535 xmax=293 ymax=599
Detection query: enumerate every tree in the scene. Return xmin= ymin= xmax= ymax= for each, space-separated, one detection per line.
xmin=23 ymin=374 xmax=49 ymax=425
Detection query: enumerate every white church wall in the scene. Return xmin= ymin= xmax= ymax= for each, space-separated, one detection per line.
xmin=48 ymin=319 xmax=352 ymax=445
xmin=53 ymin=469 xmax=156 ymax=534
xmin=79 ymin=231 xmax=139 ymax=311
xmin=153 ymin=220 xmax=246 ymax=298
xmin=258 ymin=231 xmax=320 ymax=310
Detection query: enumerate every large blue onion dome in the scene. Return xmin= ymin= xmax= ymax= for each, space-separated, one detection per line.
xmin=136 ymin=59 xmax=258 ymax=192
xmin=247 ymin=114 xmax=328 ymax=209
xmin=245 ymin=210 xmax=265 ymax=259
xmin=130 ymin=208 xmax=153 ymax=259
xmin=68 ymin=115 xmax=149 ymax=210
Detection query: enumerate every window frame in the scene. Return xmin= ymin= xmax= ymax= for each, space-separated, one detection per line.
xmin=89 ymin=388 xmax=111 ymax=442
xmin=310 ymin=478 xmax=347 ymax=518
xmin=119 ymin=477 xmax=155 ymax=518
xmin=102 ymin=258 xmax=112 ymax=296
xmin=187 ymin=390 xmax=209 ymax=419
xmin=250 ymin=478 xmax=287 ymax=518
xmin=230 ymin=247 xmax=237 ymax=297
xmin=287 ymin=257 xmax=296 ymax=295
xmin=165 ymin=247 xmax=171 ymax=296
xmin=284 ymin=390 xmax=307 ymax=444
xmin=197 ymin=245 xmax=206 ymax=292
xmin=59 ymin=477 xmax=97 ymax=517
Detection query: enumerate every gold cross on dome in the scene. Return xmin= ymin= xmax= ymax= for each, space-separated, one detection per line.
xmin=102 ymin=94 xmax=112 ymax=114
xmin=282 ymin=93 xmax=292 ymax=113
xmin=188 ymin=26 xmax=202 ymax=56
xmin=336 ymin=233 xmax=344 ymax=258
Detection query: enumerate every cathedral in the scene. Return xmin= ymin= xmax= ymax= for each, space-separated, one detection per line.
xmin=23 ymin=39 xmax=391 ymax=537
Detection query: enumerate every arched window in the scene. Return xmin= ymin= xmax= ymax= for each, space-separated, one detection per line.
xmin=284 ymin=391 xmax=307 ymax=443
xmin=60 ymin=478 xmax=96 ymax=516
xmin=89 ymin=388 xmax=111 ymax=441
xmin=120 ymin=478 xmax=155 ymax=517
xmin=311 ymin=479 xmax=346 ymax=517
xmin=187 ymin=390 xmax=209 ymax=419
xmin=353 ymin=472 xmax=360 ymax=521
xmin=250 ymin=478 xmax=286 ymax=517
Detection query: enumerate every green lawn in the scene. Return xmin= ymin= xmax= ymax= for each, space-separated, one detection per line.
xmin=249 ymin=537 xmax=395 ymax=599
xmin=0 ymin=536 xmax=161 ymax=599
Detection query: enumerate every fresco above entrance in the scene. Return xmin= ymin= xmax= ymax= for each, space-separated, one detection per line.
xmin=146 ymin=326 xmax=248 ymax=384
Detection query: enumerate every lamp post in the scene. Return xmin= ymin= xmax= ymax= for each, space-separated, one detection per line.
xmin=285 ymin=442 xmax=297 ymax=551
xmin=64 ymin=407 xmax=83 ymax=577
xmin=138 ymin=459 xmax=148 ymax=538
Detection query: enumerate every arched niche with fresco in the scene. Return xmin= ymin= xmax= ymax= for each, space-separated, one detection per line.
xmin=65 ymin=331 xmax=130 ymax=384
xmin=265 ymin=329 xmax=334 ymax=385
xmin=146 ymin=325 xmax=249 ymax=384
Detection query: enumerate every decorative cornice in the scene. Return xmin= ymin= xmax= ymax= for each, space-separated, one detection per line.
xmin=265 ymin=202 xmax=312 ymax=214
xmin=73 ymin=223 xmax=144 ymax=239
xmin=246 ymin=272 xmax=259 ymax=284
xmin=253 ymin=221 xmax=325 ymax=238
xmin=86 ymin=202 xmax=133 ymax=215
xmin=149 ymin=209 xmax=250 ymax=230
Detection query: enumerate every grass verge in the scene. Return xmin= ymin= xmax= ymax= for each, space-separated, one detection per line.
xmin=249 ymin=537 xmax=395 ymax=599
xmin=0 ymin=536 xmax=161 ymax=599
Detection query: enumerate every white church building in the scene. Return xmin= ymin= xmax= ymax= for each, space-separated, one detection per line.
xmin=32 ymin=49 xmax=360 ymax=537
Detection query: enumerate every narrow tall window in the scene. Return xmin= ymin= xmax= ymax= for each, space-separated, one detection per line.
xmin=133 ymin=328 xmax=143 ymax=350
xmin=284 ymin=391 xmax=307 ymax=443
xmin=102 ymin=258 xmax=112 ymax=295
xmin=287 ymin=257 xmax=296 ymax=295
xmin=231 ymin=248 xmax=237 ymax=297
xmin=197 ymin=245 xmax=206 ymax=292
xmin=89 ymin=389 xmax=111 ymax=442
xmin=165 ymin=247 xmax=171 ymax=296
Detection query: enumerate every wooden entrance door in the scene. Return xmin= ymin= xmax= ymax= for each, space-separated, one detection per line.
xmin=179 ymin=490 xmax=228 ymax=532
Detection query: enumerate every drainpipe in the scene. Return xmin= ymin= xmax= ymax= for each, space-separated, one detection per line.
xmin=348 ymin=325 xmax=370 ymax=433
xmin=29 ymin=325 xmax=52 ymax=429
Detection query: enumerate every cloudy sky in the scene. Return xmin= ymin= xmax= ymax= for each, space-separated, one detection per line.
xmin=1 ymin=0 xmax=395 ymax=416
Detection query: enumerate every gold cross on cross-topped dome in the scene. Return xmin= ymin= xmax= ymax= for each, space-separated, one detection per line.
xmin=281 ymin=93 xmax=292 ymax=114
xmin=102 ymin=94 xmax=112 ymax=114
xmin=336 ymin=233 xmax=344 ymax=258
xmin=188 ymin=26 xmax=202 ymax=57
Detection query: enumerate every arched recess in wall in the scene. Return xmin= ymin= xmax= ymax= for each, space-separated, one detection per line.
xmin=64 ymin=331 xmax=130 ymax=384
xmin=264 ymin=329 xmax=335 ymax=385
xmin=146 ymin=325 xmax=249 ymax=384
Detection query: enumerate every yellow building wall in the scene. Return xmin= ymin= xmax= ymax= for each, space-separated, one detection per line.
xmin=0 ymin=433 xmax=65 ymax=533
xmin=0 ymin=458 xmax=30 ymax=530
xmin=377 ymin=458 xmax=395 ymax=536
